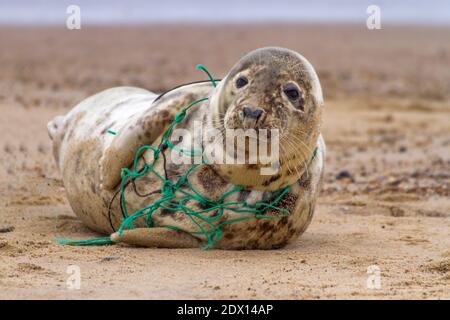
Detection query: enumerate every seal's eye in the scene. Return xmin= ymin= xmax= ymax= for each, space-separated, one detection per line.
xmin=235 ymin=76 xmax=248 ymax=88
xmin=283 ymin=84 xmax=304 ymax=111
xmin=283 ymin=84 xmax=299 ymax=100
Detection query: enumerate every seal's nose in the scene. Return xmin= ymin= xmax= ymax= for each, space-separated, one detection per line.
xmin=242 ymin=106 xmax=264 ymax=121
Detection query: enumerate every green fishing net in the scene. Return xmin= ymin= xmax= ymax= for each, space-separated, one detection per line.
xmin=58 ymin=65 xmax=311 ymax=249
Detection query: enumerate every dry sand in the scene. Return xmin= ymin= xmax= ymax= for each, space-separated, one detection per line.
xmin=0 ymin=25 xmax=449 ymax=299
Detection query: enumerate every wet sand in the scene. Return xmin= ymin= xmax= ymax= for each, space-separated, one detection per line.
xmin=0 ymin=25 xmax=449 ymax=299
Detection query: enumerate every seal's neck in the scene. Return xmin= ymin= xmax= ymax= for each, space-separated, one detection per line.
xmin=202 ymin=114 xmax=315 ymax=192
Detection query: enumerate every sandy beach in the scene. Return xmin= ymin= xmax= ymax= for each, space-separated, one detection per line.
xmin=0 ymin=25 xmax=449 ymax=299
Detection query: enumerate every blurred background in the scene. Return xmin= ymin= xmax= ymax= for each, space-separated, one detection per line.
xmin=0 ymin=0 xmax=449 ymax=299
xmin=1 ymin=0 xmax=450 ymax=25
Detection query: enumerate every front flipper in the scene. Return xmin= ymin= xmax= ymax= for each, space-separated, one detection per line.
xmin=99 ymin=103 xmax=176 ymax=189
xmin=99 ymin=88 xmax=210 ymax=190
xmin=111 ymin=228 xmax=200 ymax=248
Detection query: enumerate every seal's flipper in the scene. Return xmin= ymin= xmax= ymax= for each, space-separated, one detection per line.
xmin=47 ymin=115 xmax=67 ymax=167
xmin=99 ymin=89 xmax=209 ymax=190
xmin=47 ymin=115 xmax=65 ymax=140
xmin=99 ymin=102 xmax=182 ymax=190
xmin=111 ymin=228 xmax=200 ymax=248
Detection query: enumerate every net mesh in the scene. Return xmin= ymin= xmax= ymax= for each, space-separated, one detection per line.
xmin=58 ymin=65 xmax=315 ymax=249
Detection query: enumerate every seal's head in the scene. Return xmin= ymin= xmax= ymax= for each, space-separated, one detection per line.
xmin=207 ymin=47 xmax=324 ymax=190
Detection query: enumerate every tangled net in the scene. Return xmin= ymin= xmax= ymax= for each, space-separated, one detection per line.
xmin=58 ymin=65 xmax=310 ymax=249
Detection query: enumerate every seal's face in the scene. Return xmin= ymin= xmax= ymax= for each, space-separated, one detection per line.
xmin=222 ymin=62 xmax=302 ymax=133
xmin=209 ymin=47 xmax=324 ymax=190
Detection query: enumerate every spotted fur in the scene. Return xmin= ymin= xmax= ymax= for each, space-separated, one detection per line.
xmin=48 ymin=47 xmax=326 ymax=249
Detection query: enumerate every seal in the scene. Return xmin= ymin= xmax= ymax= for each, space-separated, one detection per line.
xmin=48 ymin=47 xmax=326 ymax=249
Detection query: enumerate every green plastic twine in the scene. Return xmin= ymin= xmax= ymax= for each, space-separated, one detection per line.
xmin=56 ymin=237 xmax=114 ymax=246
xmin=58 ymin=65 xmax=314 ymax=249
xmin=196 ymin=64 xmax=217 ymax=88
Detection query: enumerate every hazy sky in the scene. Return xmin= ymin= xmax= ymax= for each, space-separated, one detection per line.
xmin=0 ymin=0 xmax=449 ymax=25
